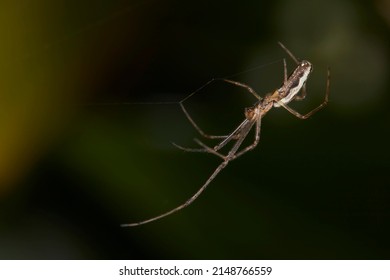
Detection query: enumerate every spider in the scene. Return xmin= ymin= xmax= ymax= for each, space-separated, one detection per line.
xmin=121 ymin=42 xmax=330 ymax=227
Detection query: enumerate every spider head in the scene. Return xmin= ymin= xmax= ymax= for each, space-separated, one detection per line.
xmin=300 ymin=60 xmax=313 ymax=73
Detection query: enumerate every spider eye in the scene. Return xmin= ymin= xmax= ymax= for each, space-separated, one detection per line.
xmin=300 ymin=61 xmax=313 ymax=72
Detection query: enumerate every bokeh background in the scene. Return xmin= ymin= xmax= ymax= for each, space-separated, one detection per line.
xmin=1 ymin=0 xmax=390 ymax=259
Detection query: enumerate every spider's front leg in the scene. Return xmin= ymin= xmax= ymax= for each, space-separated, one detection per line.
xmin=179 ymin=103 xmax=228 ymax=140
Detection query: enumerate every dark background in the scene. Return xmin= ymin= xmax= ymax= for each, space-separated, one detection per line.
xmin=0 ymin=0 xmax=389 ymax=259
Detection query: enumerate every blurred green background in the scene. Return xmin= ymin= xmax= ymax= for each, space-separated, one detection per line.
xmin=1 ymin=0 xmax=390 ymax=259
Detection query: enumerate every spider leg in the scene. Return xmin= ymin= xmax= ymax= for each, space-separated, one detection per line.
xmin=224 ymin=119 xmax=256 ymax=160
xmin=173 ymin=118 xmax=253 ymax=159
xmin=121 ymin=159 xmax=230 ymax=227
xmin=180 ymin=103 xmax=228 ymax=139
xmin=283 ymin=58 xmax=288 ymax=84
xmin=171 ymin=119 xmax=244 ymax=155
xmin=192 ymin=138 xmax=226 ymax=160
xmin=218 ymin=78 xmax=262 ymax=100
xmin=178 ymin=73 xmax=266 ymax=140
xmin=121 ymin=117 xmax=258 ymax=226
xmin=179 ymin=77 xmax=262 ymax=139
xmin=294 ymin=83 xmax=307 ymax=101
xmin=172 ymin=142 xmax=212 ymax=153
xmin=231 ymin=116 xmax=262 ymax=160
xmin=213 ymin=119 xmax=251 ymax=151
xmin=278 ymin=42 xmax=300 ymax=65
xmin=194 ymin=117 xmax=256 ymax=160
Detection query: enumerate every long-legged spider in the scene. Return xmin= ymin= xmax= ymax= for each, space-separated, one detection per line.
xmin=121 ymin=42 xmax=330 ymax=227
